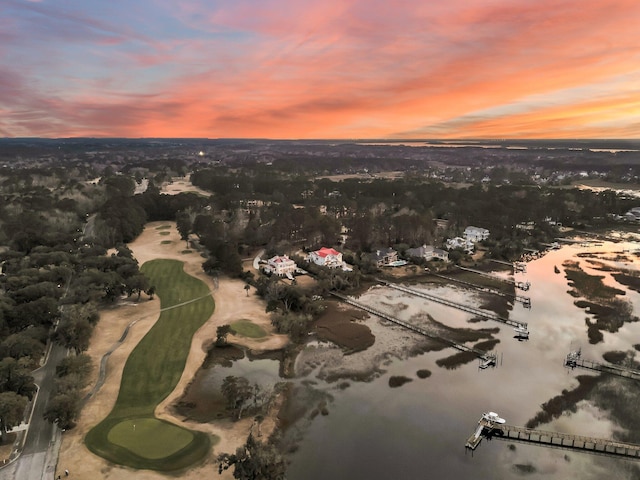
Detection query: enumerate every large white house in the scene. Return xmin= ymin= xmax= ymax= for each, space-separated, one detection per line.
xmin=307 ymin=247 xmax=343 ymax=268
xmin=406 ymin=244 xmax=449 ymax=262
xmin=446 ymin=237 xmax=475 ymax=253
xmin=464 ymin=226 xmax=490 ymax=242
xmin=264 ymin=255 xmax=297 ymax=276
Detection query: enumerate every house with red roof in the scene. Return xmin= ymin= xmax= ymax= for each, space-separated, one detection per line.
xmin=307 ymin=247 xmax=343 ymax=268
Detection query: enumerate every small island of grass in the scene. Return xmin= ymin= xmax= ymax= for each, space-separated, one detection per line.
xmin=230 ymin=320 xmax=268 ymax=339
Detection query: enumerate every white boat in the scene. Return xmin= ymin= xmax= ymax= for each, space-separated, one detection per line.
xmin=514 ymin=325 xmax=529 ymax=338
xmin=482 ymin=412 xmax=506 ymax=424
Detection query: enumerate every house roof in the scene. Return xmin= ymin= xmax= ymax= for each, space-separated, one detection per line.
xmin=316 ymin=247 xmax=340 ymax=257
xmin=269 ymin=255 xmax=292 ymax=263
xmin=465 ymin=226 xmax=489 ymax=233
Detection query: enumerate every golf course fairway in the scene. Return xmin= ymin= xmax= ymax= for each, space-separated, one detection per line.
xmin=85 ymin=259 xmax=215 ymax=470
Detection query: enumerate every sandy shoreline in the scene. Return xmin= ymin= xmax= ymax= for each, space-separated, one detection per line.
xmin=55 ymin=222 xmax=287 ymax=479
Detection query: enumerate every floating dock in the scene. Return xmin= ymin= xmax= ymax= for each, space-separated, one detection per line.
xmin=377 ymin=279 xmax=528 ymax=337
xmin=466 ymin=414 xmax=640 ymax=461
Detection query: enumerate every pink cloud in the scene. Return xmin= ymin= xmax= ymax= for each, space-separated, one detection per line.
xmin=2 ymin=0 xmax=640 ymax=138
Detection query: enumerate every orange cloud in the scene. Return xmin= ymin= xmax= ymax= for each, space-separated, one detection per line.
xmin=2 ymin=0 xmax=640 ymax=138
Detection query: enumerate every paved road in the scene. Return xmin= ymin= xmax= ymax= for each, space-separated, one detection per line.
xmin=1 ymin=343 xmax=67 ymax=480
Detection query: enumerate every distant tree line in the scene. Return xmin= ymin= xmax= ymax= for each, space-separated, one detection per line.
xmin=0 ymin=167 xmax=157 ymax=433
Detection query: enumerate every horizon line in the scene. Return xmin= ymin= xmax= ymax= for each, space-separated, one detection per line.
xmin=1 ymin=137 xmax=639 ymax=142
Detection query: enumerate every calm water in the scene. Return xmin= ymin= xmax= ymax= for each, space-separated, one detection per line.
xmin=193 ymin=356 xmax=281 ymax=401
xmin=286 ymin=239 xmax=640 ymax=480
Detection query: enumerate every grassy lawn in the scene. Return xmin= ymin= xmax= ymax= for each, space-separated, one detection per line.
xmin=230 ymin=319 xmax=268 ymax=338
xmin=85 ymin=259 xmax=216 ymax=470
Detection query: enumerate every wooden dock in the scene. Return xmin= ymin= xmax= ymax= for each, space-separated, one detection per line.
xmin=466 ymin=416 xmax=640 ymax=461
xmin=377 ymin=279 xmax=528 ymax=332
xmin=330 ymin=292 xmax=492 ymax=363
xmin=430 ymin=273 xmax=531 ymax=308
xmin=565 ymin=350 xmax=640 ymax=382
xmin=489 ymin=259 xmax=527 ymax=273
xmin=457 ymin=266 xmax=531 ymax=291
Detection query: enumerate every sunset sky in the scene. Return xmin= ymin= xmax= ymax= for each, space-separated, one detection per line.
xmin=2 ymin=0 xmax=639 ymax=139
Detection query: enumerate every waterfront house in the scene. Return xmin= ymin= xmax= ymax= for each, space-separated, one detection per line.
xmin=370 ymin=247 xmax=399 ymax=267
xmin=464 ymin=226 xmax=490 ymax=242
xmin=307 ymin=247 xmax=343 ymax=268
xmin=406 ymin=244 xmax=449 ymax=262
xmin=446 ymin=237 xmax=475 ymax=253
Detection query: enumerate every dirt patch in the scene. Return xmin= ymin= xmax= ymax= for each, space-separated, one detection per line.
xmin=0 ymin=433 xmax=17 ymax=463
xmin=313 ymin=301 xmax=375 ymax=353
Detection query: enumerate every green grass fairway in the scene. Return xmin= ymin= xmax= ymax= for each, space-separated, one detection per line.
xmin=85 ymin=259 xmax=216 ymax=470
xmin=230 ymin=319 xmax=267 ymax=338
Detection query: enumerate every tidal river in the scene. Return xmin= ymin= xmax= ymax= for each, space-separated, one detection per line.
xmin=286 ymin=238 xmax=640 ymax=480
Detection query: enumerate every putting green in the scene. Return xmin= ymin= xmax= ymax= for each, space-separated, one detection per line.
xmin=108 ymin=418 xmax=194 ymax=459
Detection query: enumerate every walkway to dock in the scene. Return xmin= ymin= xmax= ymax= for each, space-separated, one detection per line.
xmin=556 ymin=237 xmax=602 ymax=247
xmin=430 ymin=273 xmax=531 ymax=308
xmin=489 ymin=259 xmax=527 ymax=273
xmin=466 ymin=415 xmax=640 ymax=461
xmin=571 ymin=230 xmax=624 ymax=243
xmin=456 ymin=266 xmax=531 ymax=291
xmin=330 ymin=292 xmax=493 ymax=363
xmin=565 ymin=350 xmax=640 ymax=382
xmin=377 ymin=279 xmax=528 ymax=332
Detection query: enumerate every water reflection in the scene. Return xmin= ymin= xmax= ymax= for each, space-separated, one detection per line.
xmin=198 ymin=356 xmax=281 ymax=396
xmin=287 ymin=240 xmax=640 ymax=480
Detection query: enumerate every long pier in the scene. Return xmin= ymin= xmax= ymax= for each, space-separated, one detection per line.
xmin=565 ymin=350 xmax=640 ymax=382
xmin=431 ymin=273 xmax=531 ymax=308
xmin=571 ymin=230 xmax=624 ymax=243
xmin=456 ymin=266 xmax=531 ymax=291
xmin=489 ymin=259 xmax=527 ymax=273
xmin=466 ymin=415 xmax=640 ymax=461
xmin=330 ymin=292 xmax=493 ymax=363
xmin=377 ymin=279 xmax=528 ymax=332
xmin=556 ymin=237 xmax=602 ymax=247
